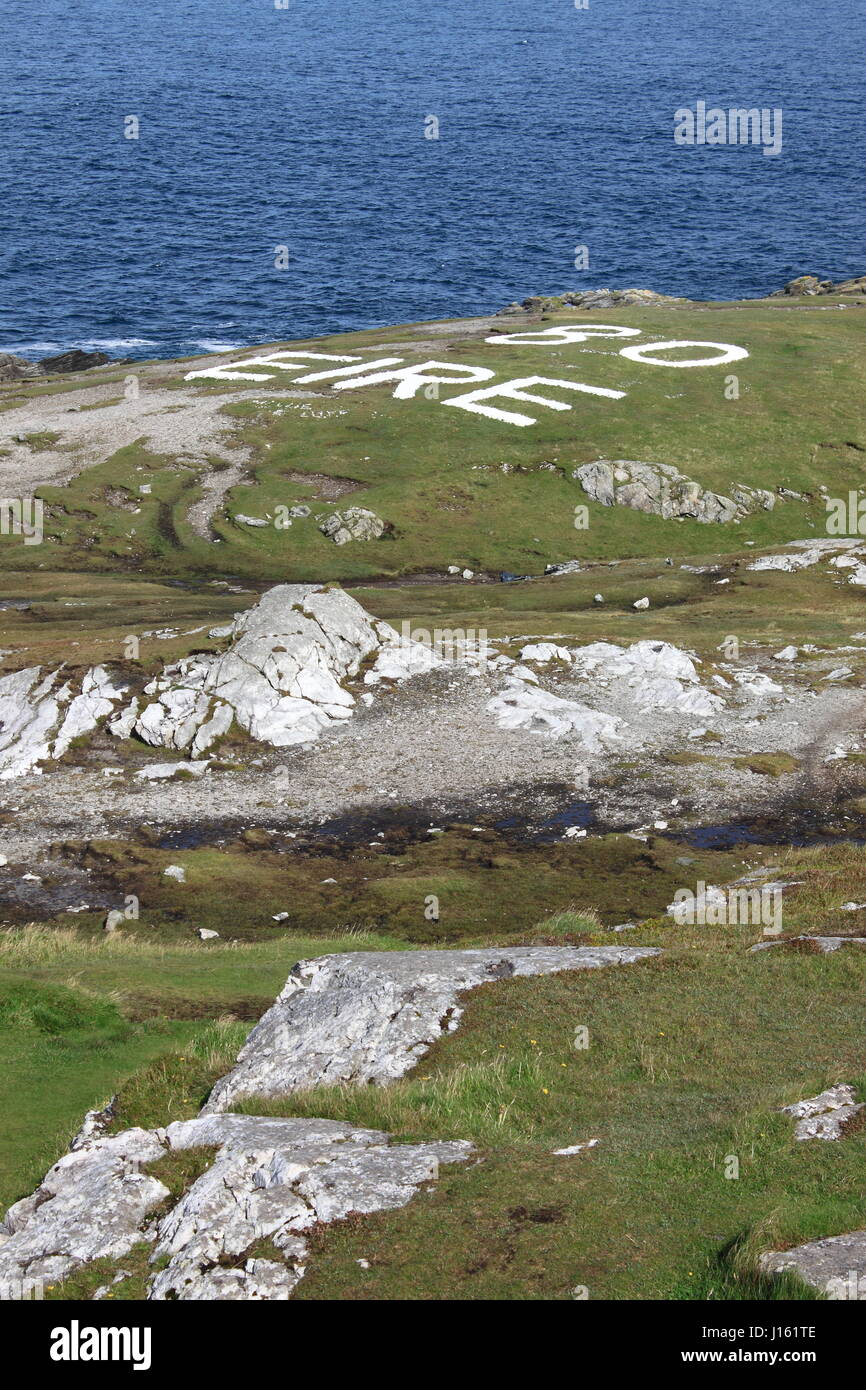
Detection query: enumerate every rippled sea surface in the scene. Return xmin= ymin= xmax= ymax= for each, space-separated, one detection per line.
xmin=1 ymin=0 xmax=863 ymax=359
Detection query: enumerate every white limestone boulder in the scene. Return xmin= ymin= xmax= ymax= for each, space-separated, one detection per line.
xmin=123 ymin=584 xmax=435 ymax=754
xmin=487 ymin=679 xmax=625 ymax=745
xmin=571 ymin=640 xmax=724 ymax=718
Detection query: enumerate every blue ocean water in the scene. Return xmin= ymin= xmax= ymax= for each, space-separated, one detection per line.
xmin=1 ymin=0 xmax=863 ymax=361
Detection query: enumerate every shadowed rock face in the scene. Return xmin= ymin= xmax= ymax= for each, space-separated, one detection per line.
xmin=38 ymin=350 xmax=111 ymax=374
xmin=203 ymin=944 xmax=661 ymax=1113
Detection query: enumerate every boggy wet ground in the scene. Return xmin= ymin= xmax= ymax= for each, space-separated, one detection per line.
xmin=5 ymin=782 xmax=866 ymax=943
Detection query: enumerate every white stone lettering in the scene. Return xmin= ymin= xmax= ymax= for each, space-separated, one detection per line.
xmin=331 ymin=360 xmax=496 ymax=400
xmin=618 ymin=340 xmax=749 ymax=368
xmin=444 ymin=376 xmax=625 ymax=427
xmin=485 ymin=324 xmax=641 ymax=346
xmin=184 ymin=351 xmax=362 ymax=383
xmin=293 ymin=357 xmax=405 ymax=383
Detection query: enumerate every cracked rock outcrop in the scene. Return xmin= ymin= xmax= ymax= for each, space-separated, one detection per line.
xmin=149 ymin=1116 xmax=471 ymax=1300
xmin=0 ymin=1127 xmax=168 ymax=1297
xmin=761 ymin=1232 xmax=866 ymax=1298
xmin=0 ymin=1115 xmax=471 ymax=1301
xmin=114 ymin=583 xmax=439 ymax=755
xmin=574 ymin=459 xmax=773 ymax=523
xmin=0 ymin=664 xmax=126 ymax=780
xmin=203 ymin=945 xmax=660 ymax=1112
xmin=0 ymin=944 xmax=658 ymax=1299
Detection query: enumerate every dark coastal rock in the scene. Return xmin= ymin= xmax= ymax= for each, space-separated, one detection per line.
xmin=37 ymin=350 xmax=111 ymax=374
xmin=770 ymin=273 xmax=866 ymax=297
xmin=0 ymin=353 xmax=42 ymax=383
xmin=521 ymin=287 xmax=684 ymax=312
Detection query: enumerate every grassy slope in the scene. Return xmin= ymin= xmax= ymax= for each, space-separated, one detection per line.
xmin=1 ymin=298 xmax=864 ymax=1298
xmin=1 ymin=298 xmax=864 ymax=585
xmin=0 ymin=928 xmax=400 ymax=1209
xmin=2 ymin=845 xmax=863 ymax=1300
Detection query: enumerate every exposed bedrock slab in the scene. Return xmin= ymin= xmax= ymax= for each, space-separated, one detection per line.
xmin=761 ymin=1232 xmax=866 ymax=1299
xmin=203 ymin=945 xmax=660 ymax=1113
xmin=0 ymin=1128 xmax=168 ymax=1297
xmin=0 ymin=1114 xmax=471 ymax=1301
xmin=150 ymin=1115 xmax=471 ymax=1301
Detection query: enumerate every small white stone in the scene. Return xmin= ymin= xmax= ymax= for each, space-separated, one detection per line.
xmin=553 ymin=1138 xmax=599 ymax=1157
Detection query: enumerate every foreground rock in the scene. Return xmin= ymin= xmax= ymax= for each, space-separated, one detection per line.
xmin=0 ymin=943 xmax=658 ymax=1299
xmin=0 ymin=1128 xmax=168 ymax=1297
xmin=761 ymin=1232 xmax=866 ymax=1299
xmin=0 ymin=1115 xmax=471 ymax=1301
xmin=204 ymin=945 xmax=659 ymax=1112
